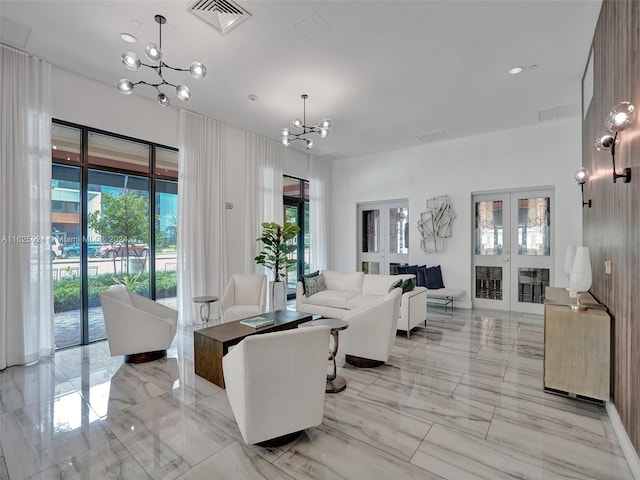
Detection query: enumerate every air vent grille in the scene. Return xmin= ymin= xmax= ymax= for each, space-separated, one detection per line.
xmin=188 ymin=0 xmax=251 ymax=35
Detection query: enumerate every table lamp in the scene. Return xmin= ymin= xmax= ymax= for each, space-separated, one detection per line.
xmin=569 ymin=246 xmax=592 ymax=310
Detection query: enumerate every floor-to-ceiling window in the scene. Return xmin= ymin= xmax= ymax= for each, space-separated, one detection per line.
xmin=51 ymin=120 xmax=178 ymax=348
xmin=283 ymin=176 xmax=310 ymax=298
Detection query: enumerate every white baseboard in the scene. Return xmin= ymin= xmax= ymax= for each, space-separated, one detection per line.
xmin=606 ymin=401 xmax=640 ymax=479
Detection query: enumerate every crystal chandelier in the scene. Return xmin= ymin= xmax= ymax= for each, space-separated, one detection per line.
xmin=281 ymin=94 xmax=332 ymax=149
xmin=117 ymin=14 xmax=207 ymax=107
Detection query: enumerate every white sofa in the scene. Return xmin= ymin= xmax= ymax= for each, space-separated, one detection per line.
xmin=296 ymin=270 xmax=427 ymax=337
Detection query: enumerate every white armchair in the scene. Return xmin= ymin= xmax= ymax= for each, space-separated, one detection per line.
xmin=100 ymin=285 xmax=178 ymax=363
xmin=219 ymin=274 xmax=267 ymax=323
xmin=341 ymin=287 xmax=402 ymax=368
xmin=222 ymin=325 xmax=331 ymax=446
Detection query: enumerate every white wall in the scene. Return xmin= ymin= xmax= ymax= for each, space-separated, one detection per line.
xmin=51 ymin=66 xmax=309 ymax=279
xmin=52 ymin=66 xmax=580 ymax=300
xmin=331 ymin=118 xmax=584 ymax=308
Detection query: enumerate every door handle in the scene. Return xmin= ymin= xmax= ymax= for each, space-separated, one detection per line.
xmin=504 ymin=258 xmax=510 ymax=262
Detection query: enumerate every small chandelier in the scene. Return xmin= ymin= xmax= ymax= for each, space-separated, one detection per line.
xmin=281 ymin=94 xmax=331 ymax=149
xmin=117 ymin=14 xmax=207 ymax=107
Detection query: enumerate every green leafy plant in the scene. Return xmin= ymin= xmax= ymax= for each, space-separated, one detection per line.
xmin=113 ymin=272 xmax=143 ymax=290
xmin=254 ymin=222 xmax=300 ymax=281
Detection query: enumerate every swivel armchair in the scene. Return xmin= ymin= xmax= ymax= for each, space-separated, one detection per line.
xmin=223 ymin=325 xmax=330 ymax=446
xmin=219 ymin=274 xmax=267 ymax=323
xmin=100 ymin=285 xmax=178 ymax=363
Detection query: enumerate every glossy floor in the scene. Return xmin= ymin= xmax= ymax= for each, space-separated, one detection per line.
xmin=0 ymin=307 xmax=634 ymax=479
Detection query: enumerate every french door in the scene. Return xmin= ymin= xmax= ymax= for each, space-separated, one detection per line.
xmin=357 ymin=200 xmax=409 ymax=274
xmin=473 ymin=189 xmax=554 ymax=314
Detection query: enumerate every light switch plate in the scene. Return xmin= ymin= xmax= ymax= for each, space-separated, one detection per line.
xmin=605 ymin=260 xmax=612 ymax=275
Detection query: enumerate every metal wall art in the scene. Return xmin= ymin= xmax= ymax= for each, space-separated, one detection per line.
xmin=417 ymin=195 xmax=456 ymax=252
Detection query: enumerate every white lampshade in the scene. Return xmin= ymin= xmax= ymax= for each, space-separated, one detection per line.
xmin=564 ymin=244 xmax=576 ymax=279
xmin=569 ymin=247 xmax=592 ymax=298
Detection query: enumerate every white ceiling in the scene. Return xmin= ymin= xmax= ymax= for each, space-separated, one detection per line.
xmin=0 ymin=0 xmax=602 ymax=158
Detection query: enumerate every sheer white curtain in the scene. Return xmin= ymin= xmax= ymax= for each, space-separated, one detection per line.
xmin=308 ymin=154 xmax=332 ymax=272
xmin=177 ymin=110 xmax=227 ymax=325
xmin=0 ymin=45 xmax=53 ymax=369
xmin=244 ymin=133 xmax=284 ymax=276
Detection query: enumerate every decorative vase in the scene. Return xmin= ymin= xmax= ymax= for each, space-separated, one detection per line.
xmin=270 ymin=281 xmax=286 ymax=311
xmin=569 ymin=247 xmax=592 ymax=301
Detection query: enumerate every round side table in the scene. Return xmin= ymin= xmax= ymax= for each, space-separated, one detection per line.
xmin=192 ymin=296 xmax=218 ymax=323
xmin=306 ymin=318 xmax=348 ymax=393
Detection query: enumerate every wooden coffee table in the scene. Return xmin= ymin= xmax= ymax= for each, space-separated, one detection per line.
xmin=194 ymin=310 xmax=313 ymax=388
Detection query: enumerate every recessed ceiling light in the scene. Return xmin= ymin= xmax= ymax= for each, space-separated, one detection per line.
xmin=131 ymin=20 xmax=140 ymax=28
xmin=248 ymin=94 xmax=258 ymax=101
xmin=120 ymin=33 xmax=137 ymax=43
xmin=509 ymin=66 xmax=524 ymax=75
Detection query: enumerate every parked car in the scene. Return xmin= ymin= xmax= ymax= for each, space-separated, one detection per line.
xmin=51 ymin=237 xmax=64 ymax=261
xmin=98 ymin=242 xmax=149 ymax=259
xmin=61 ymin=242 xmax=103 ymax=258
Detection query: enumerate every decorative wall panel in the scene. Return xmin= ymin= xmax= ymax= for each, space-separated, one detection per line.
xmin=582 ymin=0 xmax=640 ymax=455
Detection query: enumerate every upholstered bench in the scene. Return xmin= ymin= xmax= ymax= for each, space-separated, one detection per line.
xmin=425 ymin=288 xmax=465 ymax=311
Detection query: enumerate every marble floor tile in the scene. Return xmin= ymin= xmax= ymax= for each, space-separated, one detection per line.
xmin=132 ymin=357 xmax=222 ymax=406
xmin=323 ymin=390 xmax=432 ymax=461
xmin=412 ymin=422 xmax=597 ymax=480
xmin=0 ymin=360 xmax=75 ymax=415
xmin=70 ymin=364 xmax=165 ymax=418
xmin=487 ymin=408 xmax=632 ymax=479
xmin=274 ymin=426 xmax=443 ymax=480
xmin=358 ymin=378 xmax=495 ymax=439
xmin=177 ymin=441 xmax=296 ymax=480
xmin=105 ymin=393 xmax=235 ymax=479
xmin=332 ymin=364 xmax=381 ymax=394
xmin=0 ymin=391 xmax=115 ymax=480
xmin=453 ymin=375 xmax=607 ymax=435
xmin=405 ymin=345 xmax=508 ymax=379
xmin=474 ymin=344 xmax=543 ymax=374
xmin=1 ymin=306 xmax=634 ymax=479
xmin=28 ymin=437 xmax=152 ymax=480
xmin=374 ymin=358 xmax=463 ymax=395
xmin=53 ymin=341 xmax=124 ymax=379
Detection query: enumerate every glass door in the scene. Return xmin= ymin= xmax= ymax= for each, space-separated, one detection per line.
xmin=357 ymin=200 xmax=409 ymax=274
xmin=511 ymin=191 xmax=553 ymax=314
xmin=473 ymin=194 xmax=510 ymax=311
xmin=473 ymin=189 xmax=554 ymax=314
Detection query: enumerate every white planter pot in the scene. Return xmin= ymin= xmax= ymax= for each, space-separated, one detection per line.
xmin=270 ymin=281 xmax=286 ymax=311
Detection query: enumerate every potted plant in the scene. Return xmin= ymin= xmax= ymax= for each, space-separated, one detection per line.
xmin=255 ymin=221 xmax=300 ymax=310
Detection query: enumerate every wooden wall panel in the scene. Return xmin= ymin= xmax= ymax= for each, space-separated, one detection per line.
xmin=582 ymin=0 xmax=640 ymax=455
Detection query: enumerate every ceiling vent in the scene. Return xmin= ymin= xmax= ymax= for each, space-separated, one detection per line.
xmin=416 ymin=129 xmax=449 ymax=144
xmin=538 ymin=103 xmax=579 ymax=122
xmin=0 ymin=16 xmax=31 ymax=49
xmin=187 ymin=0 xmax=251 ymax=35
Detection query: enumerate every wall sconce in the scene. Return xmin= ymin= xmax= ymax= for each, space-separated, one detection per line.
xmin=574 ymin=167 xmax=592 ymax=208
xmin=594 ymin=102 xmax=634 ymax=183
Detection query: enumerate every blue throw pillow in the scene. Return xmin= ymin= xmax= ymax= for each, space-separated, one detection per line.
xmin=397 ymin=264 xmax=418 ymax=276
xmin=299 ymin=270 xmax=320 ymax=295
xmin=416 ymin=265 xmax=428 ymax=287
xmin=425 ymin=265 xmax=445 ymax=289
